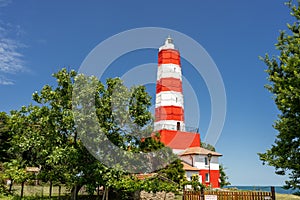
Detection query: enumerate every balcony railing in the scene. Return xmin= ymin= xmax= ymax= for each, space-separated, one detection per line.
xmin=154 ymin=124 xmax=199 ymax=133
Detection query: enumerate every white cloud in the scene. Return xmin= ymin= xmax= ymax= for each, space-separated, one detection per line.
xmin=0 ymin=75 xmax=14 ymax=85
xmin=0 ymin=22 xmax=27 ymax=85
xmin=0 ymin=38 xmax=26 ymax=74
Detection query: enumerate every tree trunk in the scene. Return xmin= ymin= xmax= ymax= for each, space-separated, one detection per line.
xmin=49 ymin=180 xmax=52 ymax=199
xmin=105 ymin=187 xmax=109 ymax=200
xmin=8 ymin=179 xmax=13 ymax=193
xmin=58 ymin=185 xmax=61 ymax=200
xmin=102 ymin=187 xmax=109 ymax=200
xmin=102 ymin=187 xmax=105 ymax=200
xmin=20 ymin=181 xmax=25 ymax=198
xmin=71 ymin=184 xmax=82 ymax=200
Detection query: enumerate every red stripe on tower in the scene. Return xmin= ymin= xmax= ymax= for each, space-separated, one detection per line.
xmin=155 ymin=106 xmax=184 ymax=121
xmin=156 ymin=78 xmax=182 ymax=93
xmin=158 ymin=49 xmax=181 ymax=65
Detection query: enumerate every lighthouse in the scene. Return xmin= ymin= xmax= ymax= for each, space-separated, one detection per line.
xmin=154 ymin=37 xmax=201 ymax=153
xmin=153 ymin=37 xmax=223 ymax=188
xmin=154 ymin=36 xmax=185 ymax=132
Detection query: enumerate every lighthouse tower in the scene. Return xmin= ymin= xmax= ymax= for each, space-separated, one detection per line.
xmin=154 ymin=36 xmax=185 ymax=132
xmin=154 ymin=37 xmax=200 ymax=153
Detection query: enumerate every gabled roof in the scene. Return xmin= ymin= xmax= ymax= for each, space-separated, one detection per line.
xmin=181 ymin=162 xmax=199 ymax=171
xmin=179 ymin=147 xmax=222 ymax=156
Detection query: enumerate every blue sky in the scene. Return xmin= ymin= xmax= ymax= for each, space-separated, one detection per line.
xmin=0 ymin=0 xmax=295 ymax=186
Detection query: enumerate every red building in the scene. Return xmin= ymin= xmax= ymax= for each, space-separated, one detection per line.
xmin=154 ymin=37 xmax=222 ymax=188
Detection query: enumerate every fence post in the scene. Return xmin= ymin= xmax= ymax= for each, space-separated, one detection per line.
xmin=200 ymin=188 xmax=204 ymax=200
xmin=271 ymin=186 xmax=275 ymax=200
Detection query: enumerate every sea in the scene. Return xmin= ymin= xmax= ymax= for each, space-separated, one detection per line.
xmin=224 ymin=186 xmax=300 ymax=194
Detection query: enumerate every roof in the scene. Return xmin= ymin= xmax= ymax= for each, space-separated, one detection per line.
xmin=159 ymin=130 xmax=201 ymax=150
xmin=179 ymin=147 xmax=222 ymax=157
xmin=181 ymin=162 xmax=200 ymax=171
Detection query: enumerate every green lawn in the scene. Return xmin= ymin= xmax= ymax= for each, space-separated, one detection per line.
xmin=1 ymin=185 xmax=299 ymax=200
xmin=0 ymin=185 xmax=96 ymax=199
xmin=276 ymin=193 xmax=300 ymax=200
xmin=2 ymin=193 xmax=299 ymax=200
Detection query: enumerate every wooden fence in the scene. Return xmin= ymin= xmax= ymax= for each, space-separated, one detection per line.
xmin=183 ymin=187 xmax=276 ymax=200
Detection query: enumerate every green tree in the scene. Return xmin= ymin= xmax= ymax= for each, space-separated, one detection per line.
xmin=182 ymin=174 xmax=205 ymax=191
xmin=5 ymin=68 xmax=180 ymax=199
xmin=201 ymin=142 xmax=216 ymax=152
xmin=0 ymin=112 xmax=10 ymax=163
xmin=2 ymin=108 xmax=42 ymax=196
xmin=258 ymin=1 xmax=300 ymax=190
xmin=0 ymin=112 xmax=11 ymax=195
xmin=219 ymin=164 xmax=230 ymax=188
xmin=157 ymin=159 xmax=186 ymax=186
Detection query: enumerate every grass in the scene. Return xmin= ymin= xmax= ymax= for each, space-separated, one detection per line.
xmin=0 ymin=196 xmax=100 ymax=200
xmin=276 ymin=193 xmax=300 ymax=200
xmin=0 ymin=184 xmax=97 ymax=199
xmin=1 ymin=193 xmax=300 ymax=200
xmin=10 ymin=185 xmax=70 ymax=197
xmin=1 ymin=185 xmax=299 ymax=200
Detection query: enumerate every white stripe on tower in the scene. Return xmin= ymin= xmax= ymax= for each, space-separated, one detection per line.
xmin=157 ymin=64 xmax=182 ymax=80
xmin=155 ymin=91 xmax=183 ymax=107
xmin=154 ymin=36 xmax=185 ymax=132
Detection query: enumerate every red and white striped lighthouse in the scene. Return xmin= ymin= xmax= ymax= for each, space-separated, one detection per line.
xmin=154 ymin=36 xmax=185 ymax=132
xmin=153 ymin=37 xmax=222 ymax=188
xmin=154 ymin=37 xmax=200 ymax=152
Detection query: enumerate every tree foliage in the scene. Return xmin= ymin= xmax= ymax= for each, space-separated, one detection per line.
xmin=182 ymin=174 xmax=205 ymax=191
xmin=259 ymin=1 xmax=300 ymax=190
xmin=0 ymin=112 xmax=10 ymax=163
xmin=219 ymin=164 xmax=230 ymax=188
xmin=200 ymin=142 xmax=216 ymax=152
xmin=1 ymin=68 xmax=184 ymax=199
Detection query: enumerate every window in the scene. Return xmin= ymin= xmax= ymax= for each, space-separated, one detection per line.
xmin=205 ymin=173 xmax=210 ymax=182
xmin=176 ymin=122 xmax=180 ymax=131
xmin=204 ymin=157 xmax=208 ymax=165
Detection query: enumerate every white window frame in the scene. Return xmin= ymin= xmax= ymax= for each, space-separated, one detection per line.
xmin=205 ymin=173 xmax=210 ymax=183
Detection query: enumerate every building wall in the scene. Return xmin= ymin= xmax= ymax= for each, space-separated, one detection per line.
xmin=180 ymin=154 xmax=220 ymax=188
xmin=199 ymin=169 xmax=220 ymax=188
xmin=194 ymin=155 xmax=219 ymax=170
xmin=180 ymin=155 xmax=219 ymax=170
